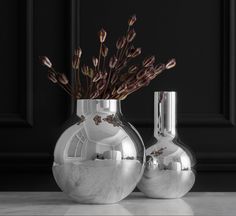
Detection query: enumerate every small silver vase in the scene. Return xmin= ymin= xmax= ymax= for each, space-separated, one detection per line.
xmin=53 ymin=99 xmax=145 ymax=204
xmin=137 ymin=91 xmax=195 ymax=198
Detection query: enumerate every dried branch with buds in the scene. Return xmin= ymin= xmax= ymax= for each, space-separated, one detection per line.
xmin=40 ymin=15 xmax=176 ymax=99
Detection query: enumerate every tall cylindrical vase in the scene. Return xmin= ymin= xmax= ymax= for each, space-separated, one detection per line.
xmin=138 ymin=91 xmax=195 ymax=198
xmin=52 ymin=99 xmax=145 ymax=204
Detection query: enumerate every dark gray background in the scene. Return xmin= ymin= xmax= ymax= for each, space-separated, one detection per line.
xmin=0 ymin=0 xmax=235 ymax=191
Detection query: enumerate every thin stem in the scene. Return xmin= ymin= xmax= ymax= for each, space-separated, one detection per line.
xmin=85 ymin=76 xmax=89 ymax=98
xmin=102 ymin=56 xmax=106 ymax=73
xmin=98 ymin=42 xmax=103 ymax=71
xmin=117 ymin=26 xmax=130 ymax=63
xmin=116 ymin=56 xmax=132 ymax=74
xmin=103 ymin=68 xmax=112 ymax=97
xmin=88 ymin=77 xmax=93 ymax=97
xmin=73 ymin=68 xmax=77 ymax=96
xmin=58 ymin=83 xmax=74 ymax=98
xmin=119 ymin=42 xmax=129 ymax=62
xmin=108 ymin=49 xmax=120 ymax=91
xmin=89 ymin=66 xmax=96 ymax=97
xmin=76 ymin=61 xmax=81 ymax=91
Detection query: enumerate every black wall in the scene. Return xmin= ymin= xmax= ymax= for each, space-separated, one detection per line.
xmin=0 ymin=0 xmax=236 ymax=191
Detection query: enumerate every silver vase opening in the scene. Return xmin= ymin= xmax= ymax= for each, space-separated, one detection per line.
xmin=137 ymin=91 xmax=196 ymax=198
xmin=53 ymin=99 xmax=145 ymax=204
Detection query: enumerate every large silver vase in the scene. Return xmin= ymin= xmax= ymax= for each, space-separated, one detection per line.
xmin=53 ymin=99 xmax=145 ymax=204
xmin=137 ymin=92 xmax=195 ymax=198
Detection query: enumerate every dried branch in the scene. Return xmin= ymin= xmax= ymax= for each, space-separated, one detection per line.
xmin=40 ymin=15 xmax=176 ymax=99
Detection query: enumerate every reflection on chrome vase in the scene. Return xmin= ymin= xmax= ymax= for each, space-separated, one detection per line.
xmin=138 ymin=92 xmax=196 ymax=198
xmin=53 ymin=99 xmax=145 ymax=204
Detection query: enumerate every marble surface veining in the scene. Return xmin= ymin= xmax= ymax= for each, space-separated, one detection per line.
xmin=0 ymin=192 xmax=236 ymax=215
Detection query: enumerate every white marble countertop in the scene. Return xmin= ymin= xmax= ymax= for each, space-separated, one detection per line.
xmin=0 ymin=192 xmax=235 ymax=215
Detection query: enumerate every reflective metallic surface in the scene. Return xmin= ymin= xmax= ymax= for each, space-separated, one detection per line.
xmin=138 ymin=92 xmax=195 ymax=198
xmin=53 ymin=100 xmax=145 ymax=204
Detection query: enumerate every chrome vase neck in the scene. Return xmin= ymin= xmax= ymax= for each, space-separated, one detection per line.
xmin=76 ymin=99 xmax=122 ymax=116
xmin=154 ymin=91 xmax=177 ymax=139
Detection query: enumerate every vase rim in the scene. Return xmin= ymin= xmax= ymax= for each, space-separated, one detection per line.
xmin=76 ymin=99 xmax=122 ymax=115
xmin=76 ymin=99 xmax=121 ymax=101
xmin=154 ymin=90 xmax=177 ymax=139
xmin=154 ymin=91 xmax=176 ymax=93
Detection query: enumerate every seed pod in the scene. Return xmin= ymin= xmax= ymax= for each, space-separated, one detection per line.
xmin=48 ymin=70 xmax=56 ymax=77
xmin=132 ymin=48 xmax=141 ymax=58
xmin=87 ymin=68 xmax=94 ymax=78
xmin=166 ymin=58 xmax=176 ymax=69
xmin=144 ymin=79 xmax=151 ymax=86
xmin=154 ymin=63 xmax=165 ymax=71
xmin=92 ymin=57 xmax=98 ymax=67
xmin=47 ymin=72 xmax=57 ymax=83
xmin=102 ymin=71 xmax=108 ymax=79
xmin=109 ymin=56 xmax=118 ymax=69
xmin=126 ymin=74 xmax=136 ymax=84
xmin=127 ymin=29 xmax=136 ymax=42
xmin=90 ymin=90 xmax=100 ymax=99
xmin=81 ymin=65 xmax=89 ymax=76
xmin=92 ymin=71 xmax=102 ymax=82
xmin=117 ymin=83 xmax=127 ymax=94
xmin=127 ymin=82 xmax=137 ymax=91
xmin=136 ymin=69 xmax=146 ymax=80
xmin=145 ymin=66 xmax=155 ymax=75
xmin=143 ymin=56 xmax=155 ymax=67
xmin=40 ymin=56 xmax=52 ymax=68
xmin=119 ymin=92 xmax=129 ymax=100
xmin=154 ymin=64 xmax=165 ymax=75
xmin=147 ymin=73 xmax=157 ymax=80
xmin=92 ymin=72 xmax=100 ymax=82
xmin=126 ymin=46 xmax=134 ymax=57
xmin=99 ymin=28 xmax=107 ymax=43
xmin=57 ymin=73 xmax=69 ymax=85
xmin=111 ymin=73 xmax=118 ymax=84
xmin=128 ymin=65 xmax=138 ymax=74
xmin=145 ymin=68 xmax=155 ymax=78
xmin=76 ymin=91 xmax=82 ymax=99
xmin=116 ymin=36 xmax=126 ymax=49
xmin=128 ymin=14 xmax=137 ymax=26
xmin=112 ymin=87 xmax=117 ymax=96
xmin=138 ymin=76 xmax=150 ymax=87
xmin=72 ymin=54 xmax=80 ymax=69
xmin=116 ymin=61 xmax=127 ymax=71
xmin=101 ymin=45 xmax=108 ymax=57
xmin=74 ymin=47 xmax=82 ymax=58
xmin=96 ymin=79 xmax=106 ymax=91
xmin=104 ymin=93 xmax=110 ymax=99
xmin=126 ymin=47 xmax=141 ymax=58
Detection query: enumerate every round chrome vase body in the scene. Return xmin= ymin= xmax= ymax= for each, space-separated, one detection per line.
xmin=53 ymin=99 xmax=145 ymax=204
xmin=137 ymin=92 xmax=195 ymax=198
